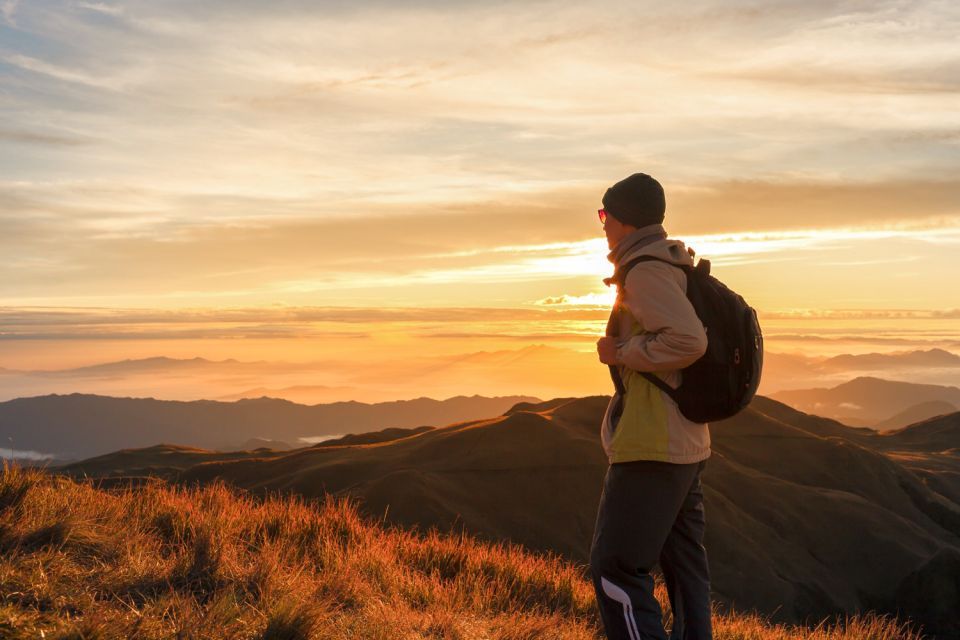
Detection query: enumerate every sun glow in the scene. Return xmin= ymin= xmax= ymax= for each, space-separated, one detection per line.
xmin=2 ymin=0 xmax=958 ymax=400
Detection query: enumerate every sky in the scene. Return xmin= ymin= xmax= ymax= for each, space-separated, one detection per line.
xmin=1 ymin=0 xmax=959 ymax=399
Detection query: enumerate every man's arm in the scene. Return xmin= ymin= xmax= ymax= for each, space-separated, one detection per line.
xmin=615 ymin=262 xmax=707 ymax=372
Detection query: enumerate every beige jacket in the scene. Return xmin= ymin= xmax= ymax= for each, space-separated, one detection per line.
xmin=601 ymin=225 xmax=712 ymax=464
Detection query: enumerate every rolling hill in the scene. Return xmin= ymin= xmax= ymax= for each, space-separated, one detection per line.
xmin=771 ymin=377 xmax=960 ymax=428
xmin=0 ymin=393 xmax=538 ymax=461
xmin=58 ymin=395 xmax=960 ymax=638
xmin=759 ymin=348 xmax=960 ymax=395
xmin=3 ymin=463 xmax=926 ymax=640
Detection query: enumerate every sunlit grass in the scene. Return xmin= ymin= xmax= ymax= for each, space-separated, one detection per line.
xmin=0 ymin=461 xmax=929 ymax=639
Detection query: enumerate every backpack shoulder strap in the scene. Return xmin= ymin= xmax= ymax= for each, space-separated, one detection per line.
xmin=604 ymin=254 xmax=691 ymax=404
xmin=604 ymin=255 xmax=701 ymax=289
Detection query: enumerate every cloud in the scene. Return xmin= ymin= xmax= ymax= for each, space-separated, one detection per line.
xmin=709 ymin=64 xmax=960 ymax=95
xmin=678 ymin=1 xmax=960 ymax=94
xmin=761 ymin=308 xmax=960 ymax=320
xmin=0 ymin=448 xmax=53 ymax=461
xmin=0 ymin=128 xmax=93 ymax=146
xmin=0 ymin=305 xmax=610 ymax=326
xmin=1 ymin=53 xmax=126 ymax=90
xmin=668 ymin=179 xmax=960 ymax=235
xmin=2 ymin=0 xmax=959 ymax=313
xmin=4 ymin=303 xmax=960 ymax=346
xmin=534 ymin=292 xmax=615 ymax=307
xmin=6 ymin=331 xmax=365 ymax=341
xmin=0 ymin=305 xmax=612 ymax=341
xmin=3 ymin=1 xmax=957 ymax=191
xmin=421 ymin=331 xmax=599 ymax=341
xmin=76 ymin=2 xmax=123 ymax=16
xmin=3 ymin=176 xmax=960 ymax=310
xmin=1 ymin=0 xmax=19 ymax=25
xmin=765 ymin=334 xmax=954 ymax=346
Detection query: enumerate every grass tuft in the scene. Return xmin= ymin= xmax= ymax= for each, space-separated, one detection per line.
xmin=0 ymin=460 xmax=40 ymax=515
xmin=170 ymin=523 xmax=225 ymax=602
xmin=259 ymin=598 xmax=324 ymax=640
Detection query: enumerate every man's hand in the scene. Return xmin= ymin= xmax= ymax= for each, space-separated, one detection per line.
xmin=596 ymin=336 xmax=621 ymax=365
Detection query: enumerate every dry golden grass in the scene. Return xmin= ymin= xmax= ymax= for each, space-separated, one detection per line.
xmin=0 ymin=461 xmax=928 ymax=639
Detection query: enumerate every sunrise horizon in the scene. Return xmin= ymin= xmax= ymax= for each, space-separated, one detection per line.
xmin=3 ymin=4 xmax=960 ymax=638
xmin=3 ymin=0 xmax=959 ymax=398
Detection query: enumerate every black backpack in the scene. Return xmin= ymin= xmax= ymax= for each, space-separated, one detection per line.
xmin=606 ymin=255 xmax=763 ymax=423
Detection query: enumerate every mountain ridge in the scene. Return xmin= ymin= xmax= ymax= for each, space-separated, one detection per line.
xmin=771 ymin=377 xmax=960 ymax=429
xmin=57 ymin=395 xmax=960 ymax=637
xmin=0 ymin=392 xmax=541 ymax=460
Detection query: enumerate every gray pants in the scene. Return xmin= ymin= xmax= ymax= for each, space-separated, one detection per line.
xmin=590 ymin=458 xmax=712 ymax=640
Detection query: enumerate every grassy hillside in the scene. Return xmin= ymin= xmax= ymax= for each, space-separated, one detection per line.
xmin=57 ymin=396 xmax=960 ymax=635
xmin=1 ymin=462 xmax=927 ymax=639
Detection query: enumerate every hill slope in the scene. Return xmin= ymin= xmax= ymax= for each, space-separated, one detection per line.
xmin=1 ymin=464 xmax=926 ymax=639
xmin=0 ymin=393 xmax=538 ymax=460
xmin=875 ymin=401 xmax=958 ymax=431
xmin=60 ymin=395 xmax=960 ymax=637
xmin=771 ymin=377 xmax=960 ymax=428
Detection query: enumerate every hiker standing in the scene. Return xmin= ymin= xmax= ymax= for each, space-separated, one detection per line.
xmin=592 ymin=173 xmax=713 ymax=640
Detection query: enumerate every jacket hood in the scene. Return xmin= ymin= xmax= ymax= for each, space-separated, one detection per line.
xmin=608 ymin=223 xmax=695 ymax=269
xmin=621 ymin=237 xmax=695 ymax=268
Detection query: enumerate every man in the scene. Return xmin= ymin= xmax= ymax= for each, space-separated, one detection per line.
xmin=591 ymin=172 xmax=713 ymax=640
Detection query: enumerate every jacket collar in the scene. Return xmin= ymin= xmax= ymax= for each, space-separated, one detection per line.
xmin=607 ymin=223 xmax=668 ymax=266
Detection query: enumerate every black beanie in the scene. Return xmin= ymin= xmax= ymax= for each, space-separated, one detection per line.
xmin=602 ymin=173 xmax=666 ymax=227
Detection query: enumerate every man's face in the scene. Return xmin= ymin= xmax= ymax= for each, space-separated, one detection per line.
xmin=602 ymin=211 xmax=637 ymax=250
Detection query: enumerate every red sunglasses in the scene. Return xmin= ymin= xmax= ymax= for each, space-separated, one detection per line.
xmin=598 ymin=208 xmax=608 ymax=224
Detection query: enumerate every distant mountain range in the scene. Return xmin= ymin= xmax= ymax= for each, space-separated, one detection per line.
xmin=20 ymin=356 xmax=253 ymax=377
xmin=0 ymin=393 xmax=538 ymax=461
xmin=215 ymin=385 xmax=361 ymax=403
xmin=0 ymin=348 xmax=608 ymax=403
xmin=4 ymin=347 xmax=960 ymax=402
xmin=56 ymin=395 xmax=960 ymax=638
xmin=772 ymin=377 xmax=960 ymax=429
xmin=761 ymin=347 xmax=960 ymax=393
xmin=820 ymin=348 xmax=960 ymax=370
